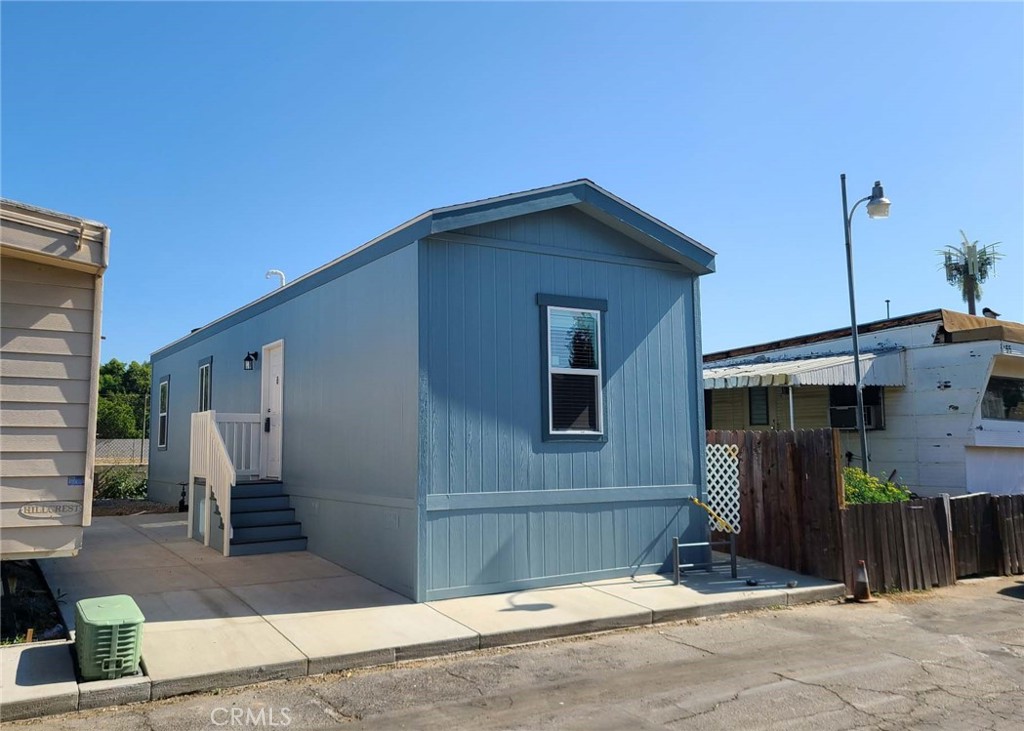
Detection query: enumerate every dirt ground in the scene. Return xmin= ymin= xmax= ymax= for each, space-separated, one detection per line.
xmin=91 ymin=500 xmax=180 ymax=517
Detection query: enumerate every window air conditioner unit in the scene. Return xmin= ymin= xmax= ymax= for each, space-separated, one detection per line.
xmin=830 ymin=405 xmax=882 ymax=430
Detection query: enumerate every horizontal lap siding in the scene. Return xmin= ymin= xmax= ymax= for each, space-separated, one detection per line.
xmin=0 ymin=255 xmax=94 ymax=538
xmin=1 ymin=526 xmax=83 ymax=559
xmin=421 ymin=224 xmax=702 ymax=597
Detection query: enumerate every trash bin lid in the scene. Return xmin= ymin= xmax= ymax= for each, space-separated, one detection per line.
xmin=76 ymin=595 xmax=145 ymax=625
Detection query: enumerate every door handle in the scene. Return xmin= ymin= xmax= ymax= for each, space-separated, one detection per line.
xmin=264 ymin=417 xmax=271 ymax=433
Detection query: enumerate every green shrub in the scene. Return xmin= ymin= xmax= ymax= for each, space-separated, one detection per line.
xmin=843 ymin=467 xmax=911 ymax=505
xmin=94 ymin=466 xmax=147 ymax=500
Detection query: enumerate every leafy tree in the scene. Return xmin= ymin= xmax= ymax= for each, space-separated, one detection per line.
xmin=123 ymin=361 xmax=151 ymax=397
xmin=98 ymin=358 xmax=127 ymax=395
xmin=937 ymin=231 xmax=1002 ymax=315
xmin=96 ymin=359 xmax=152 ymax=437
xmin=96 ymin=395 xmax=140 ymax=438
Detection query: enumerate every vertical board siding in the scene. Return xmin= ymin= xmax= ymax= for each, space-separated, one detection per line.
xmin=148 ymin=244 xmax=420 ymax=597
xmin=426 ymin=501 xmax=693 ymax=598
xmin=458 ymin=206 xmax=668 ymax=263
xmin=421 ymin=216 xmax=704 ymax=596
xmin=424 ymin=238 xmax=695 ymax=494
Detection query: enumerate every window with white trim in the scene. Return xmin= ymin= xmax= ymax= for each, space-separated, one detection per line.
xmin=157 ymin=376 xmax=170 ymax=449
xmin=198 ymin=357 xmax=212 ymax=411
xmin=539 ymin=295 xmax=607 ymax=440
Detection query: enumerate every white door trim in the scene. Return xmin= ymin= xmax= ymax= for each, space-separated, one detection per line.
xmin=260 ymin=339 xmax=285 ymax=479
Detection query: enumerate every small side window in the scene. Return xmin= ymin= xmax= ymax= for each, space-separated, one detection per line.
xmin=748 ymin=387 xmax=769 ymax=426
xmin=198 ymin=357 xmax=213 ymax=411
xmin=157 ymin=376 xmax=170 ymax=450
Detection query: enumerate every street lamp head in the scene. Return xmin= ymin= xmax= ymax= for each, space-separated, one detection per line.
xmin=866 ymin=180 xmax=890 ymax=219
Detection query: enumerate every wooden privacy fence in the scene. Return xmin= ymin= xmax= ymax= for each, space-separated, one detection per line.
xmin=706 ymin=429 xmax=1024 ymax=595
xmin=706 ymin=429 xmax=845 ymax=583
xmin=842 ymin=499 xmax=955 ymax=594
xmin=950 ymin=493 xmax=1024 ymax=578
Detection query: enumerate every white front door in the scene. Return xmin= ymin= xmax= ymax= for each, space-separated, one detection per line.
xmin=260 ymin=340 xmax=284 ymax=479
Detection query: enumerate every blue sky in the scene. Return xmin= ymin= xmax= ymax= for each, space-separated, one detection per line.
xmin=3 ymin=1 xmax=1021 ymax=362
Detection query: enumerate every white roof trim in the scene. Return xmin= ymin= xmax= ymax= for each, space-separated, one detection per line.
xmin=703 ymin=351 xmax=906 ymax=390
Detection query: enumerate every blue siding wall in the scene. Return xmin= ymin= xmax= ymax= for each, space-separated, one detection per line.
xmin=419 ymin=207 xmax=706 ymax=599
xmin=149 ymin=244 xmax=420 ymax=597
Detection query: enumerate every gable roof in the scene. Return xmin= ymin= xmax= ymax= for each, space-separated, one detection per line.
xmin=429 ymin=180 xmax=716 ymax=273
xmin=153 ymin=180 xmax=716 ymax=359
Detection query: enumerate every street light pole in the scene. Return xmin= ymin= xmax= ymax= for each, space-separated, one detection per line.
xmin=840 ymin=174 xmax=890 ymax=472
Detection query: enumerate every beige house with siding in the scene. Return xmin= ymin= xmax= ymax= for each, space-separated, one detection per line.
xmin=1 ymin=199 xmax=109 ymax=559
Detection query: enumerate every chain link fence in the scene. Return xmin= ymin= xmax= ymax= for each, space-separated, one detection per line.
xmin=95 ymin=438 xmax=149 ymax=466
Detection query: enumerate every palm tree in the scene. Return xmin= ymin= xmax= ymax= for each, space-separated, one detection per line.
xmin=937 ymin=231 xmax=1002 ymax=315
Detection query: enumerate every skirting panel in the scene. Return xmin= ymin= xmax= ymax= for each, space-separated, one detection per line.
xmin=424 ymin=496 xmax=704 ymax=597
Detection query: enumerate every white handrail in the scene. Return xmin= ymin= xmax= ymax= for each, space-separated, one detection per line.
xmin=189 ymin=410 xmax=237 ymax=556
xmin=215 ymin=413 xmax=262 ymax=480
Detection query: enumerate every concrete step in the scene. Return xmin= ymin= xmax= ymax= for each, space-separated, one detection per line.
xmin=229 ymin=536 xmax=308 ymax=556
xmin=232 ymin=522 xmax=303 ymax=543
xmin=231 ymin=508 xmax=296 ymax=527
xmin=231 ymin=495 xmax=289 ymax=512
xmin=233 ymin=482 xmax=285 ymax=499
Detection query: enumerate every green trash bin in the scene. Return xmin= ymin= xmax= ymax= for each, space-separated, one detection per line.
xmin=75 ymin=595 xmax=145 ymax=681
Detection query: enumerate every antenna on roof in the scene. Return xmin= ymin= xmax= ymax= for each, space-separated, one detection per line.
xmin=885 ymin=299 xmax=891 ymax=318
xmin=265 ymin=269 xmax=286 ymax=289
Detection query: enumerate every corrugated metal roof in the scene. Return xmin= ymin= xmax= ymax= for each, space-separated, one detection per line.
xmin=703 ymin=351 xmax=906 ymax=389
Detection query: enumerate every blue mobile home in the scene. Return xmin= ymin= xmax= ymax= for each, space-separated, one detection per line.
xmin=148 ymin=180 xmax=717 ymax=601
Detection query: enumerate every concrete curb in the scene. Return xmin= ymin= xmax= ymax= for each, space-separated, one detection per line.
xmin=149 ymin=657 xmax=309 ymax=701
xmin=477 ymin=609 xmax=654 ymax=649
xmin=784 ymin=583 xmax=847 ymax=605
xmin=78 ymin=674 xmax=151 ymax=710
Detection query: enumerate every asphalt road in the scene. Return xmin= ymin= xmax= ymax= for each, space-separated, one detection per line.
xmin=12 ymin=577 xmax=1023 ymax=731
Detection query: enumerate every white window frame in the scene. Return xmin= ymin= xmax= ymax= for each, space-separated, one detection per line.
xmin=198 ymin=360 xmax=212 ymax=412
xmin=157 ymin=377 xmax=169 ymax=450
xmin=547 ymin=305 xmax=604 ymax=436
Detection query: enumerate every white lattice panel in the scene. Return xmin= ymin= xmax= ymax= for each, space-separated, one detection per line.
xmin=705 ymin=443 xmax=741 ymax=534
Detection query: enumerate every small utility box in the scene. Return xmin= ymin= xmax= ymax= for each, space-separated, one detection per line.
xmin=75 ymin=595 xmax=145 ymax=681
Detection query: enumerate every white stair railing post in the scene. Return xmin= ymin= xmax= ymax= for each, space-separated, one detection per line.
xmin=203 ymin=412 xmax=213 ymax=546
xmin=190 ymin=410 xmax=257 ymax=556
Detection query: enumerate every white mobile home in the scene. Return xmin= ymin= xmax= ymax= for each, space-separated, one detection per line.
xmin=1 ymin=199 xmax=109 ymax=559
xmin=704 ymin=309 xmax=1024 ymax=497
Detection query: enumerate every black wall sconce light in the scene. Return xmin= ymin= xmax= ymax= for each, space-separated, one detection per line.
xmin=243 ymin=351 xmax=259 ymax=371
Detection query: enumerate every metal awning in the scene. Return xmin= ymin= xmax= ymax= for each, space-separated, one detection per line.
xmin=703 ymin=351 xmax=906 ymax=389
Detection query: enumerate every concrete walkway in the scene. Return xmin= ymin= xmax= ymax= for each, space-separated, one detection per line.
xmin=1 ymin=515 xmax=844 ymax=720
